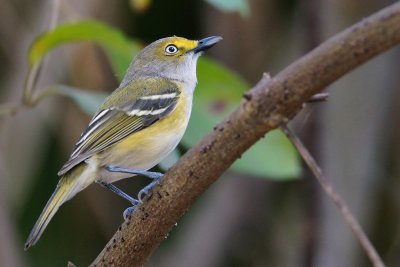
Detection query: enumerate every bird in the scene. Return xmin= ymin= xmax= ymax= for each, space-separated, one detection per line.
xmin=24 ymin=35 xmax=222 ymax=250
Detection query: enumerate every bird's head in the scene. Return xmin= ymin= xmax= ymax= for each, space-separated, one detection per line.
xmin=120 ymin=36 xmax=222 ymax=88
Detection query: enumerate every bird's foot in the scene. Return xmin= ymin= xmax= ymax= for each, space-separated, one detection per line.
xmin=138 ymin=178 xmax=162 ymax=202
xmin=123 ymin=206 xmax=136 ymax=220
xmin=105 ymin=165 xmax=163 ymax=202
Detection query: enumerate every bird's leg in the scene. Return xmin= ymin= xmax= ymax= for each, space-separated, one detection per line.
xmin=105 ymin=166 xmax=163 ymax=179
xmin=96 ymin=180 xmax=139 ymax=219
xmin=96 ymin=180 xmax=139 ymax=205
xmin=105 ymin=165 xmax=163 ymax=202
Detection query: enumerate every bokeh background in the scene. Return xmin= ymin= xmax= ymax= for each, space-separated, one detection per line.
xmin=1 ymin=0 xmax=400 ymax=266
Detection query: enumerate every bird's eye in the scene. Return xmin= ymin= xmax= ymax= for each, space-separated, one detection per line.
xmin=165 ymin=44 xmax=178 ymax=55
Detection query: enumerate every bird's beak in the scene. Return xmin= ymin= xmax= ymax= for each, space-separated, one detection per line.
xmin=192 ymin=36 xmax=223 ymax=54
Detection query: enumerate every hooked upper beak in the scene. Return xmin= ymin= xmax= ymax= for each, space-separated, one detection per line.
xmin=192 ymin=36 xmax=223 ymax=54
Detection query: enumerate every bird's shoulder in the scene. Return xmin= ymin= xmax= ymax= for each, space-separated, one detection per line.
xmin=100 ymin=77 xmax=183 ymax=110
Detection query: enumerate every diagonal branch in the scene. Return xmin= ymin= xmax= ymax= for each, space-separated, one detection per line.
xmin=280 ymin=125 xmax=385 ymax=267
xmin=91 ymin=2 xmax=400 ymax=266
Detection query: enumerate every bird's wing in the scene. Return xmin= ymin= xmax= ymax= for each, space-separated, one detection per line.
xmin=58 ymin=79 xmax=181 ymax=176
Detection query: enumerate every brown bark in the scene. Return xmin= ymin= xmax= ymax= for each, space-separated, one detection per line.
xmin=91 ymin=3 xmax=400 ymax=266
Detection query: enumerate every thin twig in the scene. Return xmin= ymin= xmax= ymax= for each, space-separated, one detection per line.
xmin=22 ymin=0 xmax=61 ymax=106
xmin=280 ymin=124 xmax=385 ymax=267
xmin=49 ymin=0 xmax=62 ymax=29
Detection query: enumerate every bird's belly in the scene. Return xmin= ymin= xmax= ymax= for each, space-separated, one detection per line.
xmin=98 ymin=130 xmax=184 ymax=183
xmin=98 ymin=113 xmax=189 ymax=183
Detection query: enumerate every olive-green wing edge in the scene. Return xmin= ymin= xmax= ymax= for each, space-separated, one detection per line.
xmin=57 ymin=85 xmax=181 ymax=176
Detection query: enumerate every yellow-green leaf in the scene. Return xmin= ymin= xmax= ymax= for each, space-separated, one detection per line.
xmin=28 ymin=20 xmax=141 ymax=80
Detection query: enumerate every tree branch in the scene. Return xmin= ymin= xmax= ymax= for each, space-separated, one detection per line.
xmin=91 ymin=2 xmax=400 ymax=266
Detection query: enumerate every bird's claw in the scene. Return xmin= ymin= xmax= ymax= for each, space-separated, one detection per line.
xmin=138 ymin=179 xmax=161 ymax=202
xmin=123 ymin=206 xmax=136 ymax=220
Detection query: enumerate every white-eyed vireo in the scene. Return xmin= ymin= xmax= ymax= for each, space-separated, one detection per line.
xmin=25 ymin=35 xmax=222 ymax=250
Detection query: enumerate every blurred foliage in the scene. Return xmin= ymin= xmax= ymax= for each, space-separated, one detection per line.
xmin=48 ymin=85 xmax=108 ymax=115
xmin=129 ymin=0 xmax=152 ymax=13
xmin=29 ymin=20 xmax=141 ymax=81
xmin=191 ymin=58 xmax=300 ymax=178
xmin=204 ymin=0 xmax=250 ymax=17
xmin=27 ymin=20 xmax=300 ymax=179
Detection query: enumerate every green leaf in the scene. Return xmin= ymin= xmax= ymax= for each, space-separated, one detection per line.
xmin=204 ymin=0 xmax=250 ymax=17
xmin=183 ymin=57 xmax=300 ymax=179
xmin=52 ymin=85 xmax=107 ymax=115
xmin=231 ymin=130 xmax=301 ymax=180
xmin=28 ymin=20 xmax=141 ymax=80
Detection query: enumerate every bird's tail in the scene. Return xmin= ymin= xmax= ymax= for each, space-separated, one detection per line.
xmin=24 ymin=165 xmax=87 ymax=250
